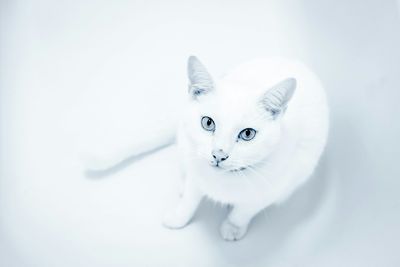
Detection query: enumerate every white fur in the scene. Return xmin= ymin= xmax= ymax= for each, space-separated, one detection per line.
xmin=163 ymin=58 xmax=329 ymax=241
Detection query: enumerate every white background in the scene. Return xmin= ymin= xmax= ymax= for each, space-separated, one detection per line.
xmin=1 ymin=0 xmax=400 ymax=266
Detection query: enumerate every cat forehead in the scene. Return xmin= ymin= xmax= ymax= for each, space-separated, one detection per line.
xmin=212 ymin=80 xmax=264 ymax=110
xmin=198 ymin=90 xmax=262 ymax=124
xmin=193 ymin=73 xmax=289 ymax=123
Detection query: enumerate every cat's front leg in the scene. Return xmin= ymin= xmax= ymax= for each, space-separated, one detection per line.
xmin=162 ymin=178 xmax=203 ymax=229
xmin=220 ymin=203 xmax=264 ymax=241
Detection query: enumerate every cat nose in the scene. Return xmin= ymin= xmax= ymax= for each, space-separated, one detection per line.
xmin=212 ymin=149 xmax=229 ymax=163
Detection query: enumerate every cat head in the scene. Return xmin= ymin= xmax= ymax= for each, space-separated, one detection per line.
xmin=185 ymin=56 xmax=296 ymax=172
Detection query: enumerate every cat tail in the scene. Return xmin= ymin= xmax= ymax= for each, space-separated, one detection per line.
xmin=83 ymin=126 xmax=176 ymax=175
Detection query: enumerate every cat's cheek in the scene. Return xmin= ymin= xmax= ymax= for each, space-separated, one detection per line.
xmin=262 ymin=124 xmax=282 ymax=148
xmin=193 ymin=135 xmax=214 ymax=162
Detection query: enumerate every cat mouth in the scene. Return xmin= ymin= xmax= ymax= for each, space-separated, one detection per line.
xmin=211 ymin=164 xmax=247 ymax=172
xmin=209 ymin=161 xmax=247 ymax=172
xmin=229 ymin=167 xmax=247 ymax=172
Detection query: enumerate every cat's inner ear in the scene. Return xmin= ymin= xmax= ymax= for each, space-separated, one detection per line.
xmin=260 ymin=77 xmax=297 ymax=119
xmin=187 ymin=56 xmax=214 ymax=99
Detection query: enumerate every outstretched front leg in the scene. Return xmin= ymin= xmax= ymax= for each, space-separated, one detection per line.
xmin=220 ymin=202 xmax=265 ymax=241
xmin=163 ymin=177 xmax=203 ymax=229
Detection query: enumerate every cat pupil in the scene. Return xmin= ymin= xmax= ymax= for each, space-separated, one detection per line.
xmin=246 ymin=129 xmax=250 ymax=136
xmin=207 ymin=120 xmax=211 ymax=126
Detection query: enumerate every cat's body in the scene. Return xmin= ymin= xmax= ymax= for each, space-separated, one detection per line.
xmin=163 ymin=57 xmax=328 ymax=240
xmin=86 ymin=57 xmax=329 ymax=241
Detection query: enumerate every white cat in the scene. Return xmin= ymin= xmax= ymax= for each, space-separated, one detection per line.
xmin=87 ymin=56 xmax=329 ymax=241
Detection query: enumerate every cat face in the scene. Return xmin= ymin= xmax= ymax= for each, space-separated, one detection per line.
xmin=185 ymin=56 xmax=296 ymax=172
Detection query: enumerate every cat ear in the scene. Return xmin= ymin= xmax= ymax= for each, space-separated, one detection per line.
xmin=187 ymin=56 xmax=214 ymax=99
xmin=260 ymin=77 xmax=296 ymax=119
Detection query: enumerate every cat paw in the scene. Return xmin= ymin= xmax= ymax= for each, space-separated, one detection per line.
xmin=162 ymin=210 xmax=191 ymax=229
xmin=220 ymin=219 xmax=248 ymax=241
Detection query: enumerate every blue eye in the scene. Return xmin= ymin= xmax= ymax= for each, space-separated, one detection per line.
xmin=239 ymin=128 xmax=256 ymax=141
xmin=201 ymin=116 xmax=215 ymax=131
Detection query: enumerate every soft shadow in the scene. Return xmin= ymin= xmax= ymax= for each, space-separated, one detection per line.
xmin=84 ymin=143 xmax=172 ymax=179
xmin=193 ymin=146 xmax=334 ymax=266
